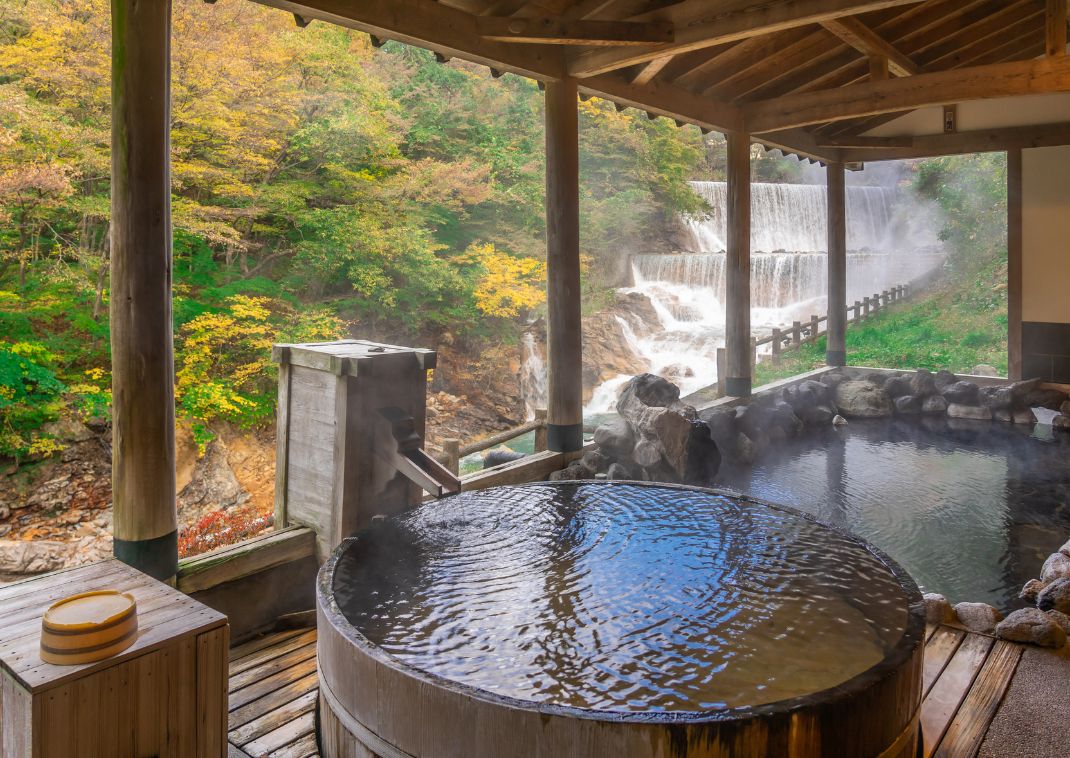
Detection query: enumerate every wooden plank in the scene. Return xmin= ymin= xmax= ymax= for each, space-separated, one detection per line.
xmin=229 ymin=656 xmax=319 ymax=712
xmin=745 ymin=56 xmax=1070 ymax=133
xmin=177 ymin=526 xmax=316 ymax=594
xmin=632 ymin=54 xmax=674 ymax=85
xmin=477 ymin=16 xmax=674 ymax=45
xmin=230 ymin=630 xmax=317 ymax=675
xmin=934 ymin=640 xmax=1024 ymax=758
xmin=230 ymin=743 xmax=255 ymax=758
xmin=228 ymin=672 xmax=319 ymax=730
xmin=241 ymin=710 xmax=315 ymax=757
xmin=921 ymin=633 xmax=994 ymax=757
xmin=1047 ymin=0 xmax=1067 ymax=57
xmin=267 ymin=732 xmax=319 ymax=758
xmin=924 ymin=627 xmax=966 ymax=696
xmin=199 ymin=626 xmax=231 ymax=758
xmin=1 ymin=669 xmax=32 ymax=758
xmin=229 ymin=629 xmax=308 ymax=663
xmin=821 ymin=15 xmax=921 ymax=75
xmin=229 ymin=689 xmax=318 ymax=747
xmin=566 ymin=0 xmax=924 ymax=77
xmin=228 ymin=642 xmax=317 ymax=693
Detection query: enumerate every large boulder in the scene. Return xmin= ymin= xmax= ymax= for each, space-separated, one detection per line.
xmin=593 ymin=416 xmax=634 ymax=458
xmin=615 ymin=374 xmax=718 ymax=484
xmin=934 ymin=369 xmax=957 ymax=389
xmin=995 ymin=608 xmax=1067 ymax=648
xmin=947 ymin=403 xmax=992 ymax=421
xmin=894 ymin=395 xmax=923 ymax=415
xmin=910 ymin=369 xmax=938 ymax=397
xmin=923 ymin=593 xmax=955 ymax=625
xmin=980 ymin=385 xmax=1014 ymax=410
xmin=883 ymin=375 xmax=913 ymax=399
xmin=1020 ymin=578 xmax=1048 ymax=604
xmin=699 ymin=408 xmax=736 ymax=450
xmin=1041 ymin=551 xmax=1070 ymax=583
xmin=1037 ymin=578 xmax=1070 ymax=614
xmin=922 ymin=395 xmax=949 ymax=414
xmin=953 ymin=602 xmax=1003 ymax=634
xmin=834 ymin=381 xmax=893 ymax=418
xmin=941 ymin=381 xmax=980 ymax=405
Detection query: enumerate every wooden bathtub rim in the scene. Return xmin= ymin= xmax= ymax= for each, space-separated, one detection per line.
xmin=317 ymin=481 xmax=926 ymax=756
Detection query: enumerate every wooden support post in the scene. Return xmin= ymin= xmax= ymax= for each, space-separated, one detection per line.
xmin=751 ymin=336 xmax=758 ymax=371
xmin=534 ymin=409 xmax=548 ymax=452
xmin=863 ymin=296 xmax=870 ymax=319
xmin=826 ymin=161 xmax=847 ymax=367
xmin=716 ymin=347 xmax=726 ymax=397
xmin=771 ymin=327 xmax=782 ymax=365
xmin=544 ymin=79 xmax=583 ymax=452
xmin=111 ymin=0 xmax=178 ymax=582
xmin=443 ymin=438 xmax=461 ymax=476
xmin=1008 ymin=148 xmax=1023 ymax=380
xmin=1047 ymin=0 xmax=1067 ymax=58
xmin=724 ymin=131 xmax=752 ymax=396
xmin=792 ymin=320 xmax=801 ymax=348
xmin=809 ymin=315 xmax=819 ymax=345
xmin=882 ymin=289 xmax=889 ymax=308
xmin=853 ymin=300 xmax=861 ymax=323
xmin=872 ymin=293 xmax=880 ymax=316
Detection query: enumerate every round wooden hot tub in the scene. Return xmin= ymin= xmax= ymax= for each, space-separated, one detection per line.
xmin=316 ymin=482 xmax=924 ymax=758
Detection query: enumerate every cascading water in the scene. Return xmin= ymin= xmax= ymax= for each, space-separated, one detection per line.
xmin=519 ymin=331 xmax=547 ymax=421
xmin=581 ymin=180 xmax=945 ymax=412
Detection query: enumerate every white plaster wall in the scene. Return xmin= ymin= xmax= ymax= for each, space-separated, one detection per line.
xmin=865 ymin=93 xmax=1070 ymax=138
xmin=1023 ymin=145 xmax=1070 ymax=324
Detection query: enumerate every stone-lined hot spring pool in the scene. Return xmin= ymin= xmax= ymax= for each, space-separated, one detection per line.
xmin=716 ymin=416 xmax=1070 ymax=612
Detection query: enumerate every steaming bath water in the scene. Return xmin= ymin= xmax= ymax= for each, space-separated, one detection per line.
xmin=715 ymin=418 xmax=1070 ymax=612
xmin=333 ymin=482 xmax=914 ymax=712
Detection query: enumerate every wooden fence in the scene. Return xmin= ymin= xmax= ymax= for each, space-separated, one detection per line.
xmin=716 ymin=284 xmax=911 ymax=395
xmin=438 ymin=409 xmax=548 ymax=475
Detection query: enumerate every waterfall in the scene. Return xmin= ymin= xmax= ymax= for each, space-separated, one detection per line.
xmin=582 ymin=180 xmax=946 ymax=413
xmin=520 ymin=331 xmax=547 ymax=421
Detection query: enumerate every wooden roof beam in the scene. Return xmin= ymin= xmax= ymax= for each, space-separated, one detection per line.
xmin=566 ymin=0 xmax=926 ymax=78
xmin=820 ymin=15 xmax=921 ymax=76
xmin=249 ymin=0 xmax=566 ymax=80
xmin=478 ymin=16 xmax=674 ymax=45
xmin=745 ymin=55 xmax=1070 ymax=133
xmin=579 ymin=71 xmax=746 ymax=133
xmin=838 ymin=122 xmax=1070 ymax=162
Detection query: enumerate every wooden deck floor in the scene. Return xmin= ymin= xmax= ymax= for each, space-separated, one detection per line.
xmin=226 ymin=624 xmax=1040 ymax=758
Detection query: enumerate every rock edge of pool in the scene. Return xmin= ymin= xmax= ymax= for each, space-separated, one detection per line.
xmin=316 ymin=481 xmax=926 ymax=758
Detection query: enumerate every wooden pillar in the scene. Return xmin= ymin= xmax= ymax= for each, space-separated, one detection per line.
xmin=826 ymin=161 xmax=847 ymax=367
xmin=1047 ymin=0 xmax=1067 ymax=57
xmin=111 ymin=0 xmax=177 ymax=581
xmin=724 ymin=131 xmax=751 ymax=397
xmin=544 ymin=79 xmax=583 ymax=451
xmin=1008 ymin=148 xmax=1023 ymax=380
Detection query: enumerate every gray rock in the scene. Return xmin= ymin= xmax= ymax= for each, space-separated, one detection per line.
xmin=483 ymin=449 xmax=525 ymax=468
xmin=947 ymin=403 xmax=992 ymax=421
xmin=1037 ymin=578 xmax=1070 ymax=614
xmin=971 ymin=364 xmax=1001 ymax=377
xmin=995 ymin=607 xmax=1068 ymax=648
xmin=549 ymin=461 xmax=593 ymax=481
xmin=834 ymin=381 xmax=893 ymax=418
xmin=734 ymin=432 xmax=758 ymax=466
xmin=941 ymin=381 xmax=980 ymax=405
xmin=922 ymin=395 xmax=949 ymax=414
xmin=910 ymin=369 xmax=938 ymax=397
xmin=832 ymin=414 xmax=847 ymax=426
xmin=884 ymin=375 xmax=913 ymax=398
xmin=767 ymin=425 xmax=787 ymax=445
xmin=980 ymin=385 xmax=1015 ymax=410
xmin=1047 ymin=610 xmax=1070 ymax=637
xmin=924 ymin=592 xmax=955 ymax=625
xmin=1060 ymin=537 xmax=1070 ymax=557
xmin=819 ymin=372 xmax=845 ymax=389
xmin=992 ymin=407 xmax=1015 ymax=423
xmin=1024 ymin=388 xmax=1067 ymax=409
xmin=579 ymin=449 xmax=608 ymax=475
xmin=1061 ymin=399 xmax=1070 ymax=415
xmin=864 ymin=372 xmax=888 ymax=387
xmin=606 ymin=462 xmax=639 ymax=481
xmin=1053 ymin=415 xmax=1070 ymax=431
xmin=894 ymin=395 xmax=923 ymax=414
xmin=1020 ymin=578 xmax=1048 ymax=604
xmin=593 ymin=416 xmax=634 ymax=457
xmin=953 ymin=602 xmax=1003 ymax=633
xmin=1041 ymin=551 xmax=1070 ymax=583
xmin=934 ymin=369 xmax=957 ymax=389
xmin=625 ymin=372 xmax=681 ymax=408
xmin=1013 ymin=408 xmax=1036 ymax=425
xmin=1010 ymin=377 xmax=1041 ymax=399
xmin=698 ymin=408 xmax=736 ymax=447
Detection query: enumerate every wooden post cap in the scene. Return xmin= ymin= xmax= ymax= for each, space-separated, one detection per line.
xmin=40 ymin=590 xmax=138 ymax=665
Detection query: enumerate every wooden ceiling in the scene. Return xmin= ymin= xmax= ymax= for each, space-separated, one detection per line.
xmin=253 ymin=0 xmax=1070 ymax=163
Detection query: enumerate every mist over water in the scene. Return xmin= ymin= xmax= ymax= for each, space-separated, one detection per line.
xmin=581 ymin=180 xmax=946 ymax=412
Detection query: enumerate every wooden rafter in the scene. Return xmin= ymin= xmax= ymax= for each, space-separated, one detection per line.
xmin=566 ymin=0 xmax=927 ymax=77
xmin=745 ymin=55 xmax=1070 ymax=133
xmin=835 ymin=122 xmax=1070 ymax=161
xmin=820 ymin=16 xmax=921 ymax=75
xmin=632 ymin=55 xmax=674 ymax=84
xmin=477 ymin=16 xmax=674 ymax=45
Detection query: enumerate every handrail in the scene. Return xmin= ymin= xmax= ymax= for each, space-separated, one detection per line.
xmin=437 ymin=409 xmax=547 ymax=474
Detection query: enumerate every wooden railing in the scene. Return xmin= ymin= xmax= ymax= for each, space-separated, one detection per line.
xmin=438 ymin=409 xmax=548 ymax=474
xmin=716 ymin=284 xmax=911 ymax=395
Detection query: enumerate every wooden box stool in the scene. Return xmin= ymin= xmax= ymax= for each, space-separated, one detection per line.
xmin=0 ymin=559 xmax=229 ymax=757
